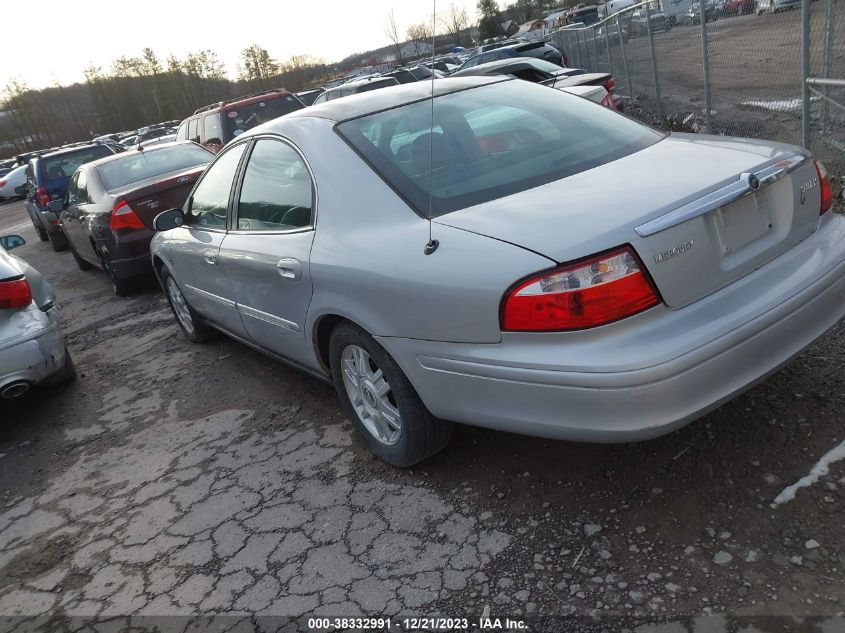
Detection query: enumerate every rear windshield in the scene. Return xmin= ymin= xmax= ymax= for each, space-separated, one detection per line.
xmin=226 ymin=95 xmax=304 ymax=138
xmin=97 ymin=144 xmax=212 ymax=190
xmin=337 ymin=80 xmax=663 ymax=217
xmin=41 ymin=146 xmax=113 ymax=181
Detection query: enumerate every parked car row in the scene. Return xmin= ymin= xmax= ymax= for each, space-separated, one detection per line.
xmin=5 ymin=55 xmax=841 ymax=470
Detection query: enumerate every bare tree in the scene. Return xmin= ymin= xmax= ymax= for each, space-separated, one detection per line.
xmin=439 ymin=3 xmax=471 ymax=46
xmin=384 ymin=8 xmax=404 ymax=64
xmin=406 ymin=21 xmax=434 ymax=57
xmin=239 ymin=45 xmax=277 ymax=81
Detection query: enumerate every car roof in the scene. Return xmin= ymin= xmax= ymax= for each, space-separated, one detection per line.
xmin=35 ymin=143 xmax=113 ymax=161
xmin=291 ymin=76 xmax=510 ymax=123
xmin=80 ymin=141 xmax=208 ymax=170
xmin=452 ymin=57 xmax=558 ymax=76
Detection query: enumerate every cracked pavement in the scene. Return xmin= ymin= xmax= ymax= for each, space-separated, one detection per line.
xmin=1 ymin=201 xmax=844 ymax=631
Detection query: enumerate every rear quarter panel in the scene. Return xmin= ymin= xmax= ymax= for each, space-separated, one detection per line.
xmin=277 ymin=117 xmax=555 ymax=346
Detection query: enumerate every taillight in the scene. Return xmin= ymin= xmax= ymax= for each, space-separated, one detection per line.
xmin=110 ymin=200 xmax=145 ymax=231
xmin=600 ymin=94 xmax=618 ymax=110
xmin=0 ymin=181 xmax=6 ymax=188
xmin=502 ymin=246 xmax=660 ymax=332
xmin=604 ymin=77 xmax=616 ymax=93
xmin=36 ymin=186 xmax=50 ymax=206
xmin=814 ymin=159 xmax=833 ymax=215
xmin=0 ymin=278 xmax=32 ymax=310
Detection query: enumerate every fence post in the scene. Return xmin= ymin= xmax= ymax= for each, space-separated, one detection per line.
xmin=820 ymin=0 xmax=835 ymax=133
xmin=645 ymin=1 xmax=665 ymax=118
xmin=801 ymin=0 xmax=811 ymax=149
xmin=617 ymin=13 xmax=633 ymax=98
xmin=605 ymin=23 xmax=614 ymax=73
xmin=699 ymin=0 xmax=712 ymax=133
xmin=592 ymin=28 xmax=600 ymax=70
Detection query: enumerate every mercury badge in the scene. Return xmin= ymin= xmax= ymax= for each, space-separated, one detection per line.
xmin=654 ymin=239 xmax=695 ymax=264
xmin=799 ymin=175 xmax=818 ymax=205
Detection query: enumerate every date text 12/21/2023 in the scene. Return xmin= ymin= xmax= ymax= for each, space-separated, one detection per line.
xmin=306 ymin=617 xmax=529 ymax=630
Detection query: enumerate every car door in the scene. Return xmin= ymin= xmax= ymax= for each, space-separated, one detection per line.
xmin=61 ymin=172 xmax=85 ymax=254
xmin=167 ymin=142 xmax=249 ymax=337
xmin=218 ymin=137 xmax=316 ymax=366
xmin=70 ymin=170 xmax=101 ymax=263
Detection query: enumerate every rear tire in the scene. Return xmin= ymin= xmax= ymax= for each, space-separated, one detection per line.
xmin=47 ymin=229 xmax=69 ymax=252
xmin=161 ymin=267 xmax=216 ymax=343
xmin=32 ymin=219 xmax=48 ymax=242
xmin=71 ymin=245 xmax=94 ymax=271
xmin=42 ymin=347 xmax=77 ymax=387
xmin=329 ymin=321 xmax=452 ymax=467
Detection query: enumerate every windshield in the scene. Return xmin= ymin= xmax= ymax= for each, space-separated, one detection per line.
xmin=41 ymin=146 xmax=114 ymax=181
xmin=337 ymin=80 xmax=663 ymax=217
xmin=97 ymin=144 xmax=212 ymax=190
xmin=225 ymin=94 xmax=304 ymax=138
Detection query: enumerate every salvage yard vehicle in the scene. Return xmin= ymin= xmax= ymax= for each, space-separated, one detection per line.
xmin=24 ymin=142 xmax=119 ymax=251
xmin=0 ymin=165 xmax=28 ymax=200
xmin=150 ymin=77 xmax=845 ymax=467
xmin=49 ymin=142 xmax=214 ymax=296
xmin=174 ymin=89 xmax=305 ymax=153
xmin=0 ymin=234 xmax=76 ymax=399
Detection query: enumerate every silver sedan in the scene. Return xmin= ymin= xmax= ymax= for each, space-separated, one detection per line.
xmin=0 ymin=234 xmax=76 ymax=398
xmin=150 ymin=77 xmax=845 ymax=466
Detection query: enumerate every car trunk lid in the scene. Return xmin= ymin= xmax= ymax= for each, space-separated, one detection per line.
xmin=434 ymin=134 xmax=820 ymax=308
xmin=110 ymin=167 xmax=204 ymax=229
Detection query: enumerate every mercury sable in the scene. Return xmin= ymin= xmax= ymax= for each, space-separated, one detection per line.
xmin=149 ymin=77 xmax=845 ymax=466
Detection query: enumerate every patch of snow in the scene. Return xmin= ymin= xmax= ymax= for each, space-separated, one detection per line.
xmin=773 ymin=440 xmax=845 ymax=506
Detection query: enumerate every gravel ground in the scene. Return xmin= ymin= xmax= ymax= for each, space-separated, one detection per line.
xmin=0 ymin=193 xmax=843 ymax=633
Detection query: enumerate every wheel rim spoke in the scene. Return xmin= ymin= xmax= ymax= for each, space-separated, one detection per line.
xmin=340 ymin=344 xmax=401 ymax=446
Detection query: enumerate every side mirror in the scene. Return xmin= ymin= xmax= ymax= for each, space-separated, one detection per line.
xmin=47 ymin=199 xmax=65 ymax=213
xmin=0 ymin=234 xmax=26 ymax=251
xmin=153 ymin=208 xmax=186 ymax=232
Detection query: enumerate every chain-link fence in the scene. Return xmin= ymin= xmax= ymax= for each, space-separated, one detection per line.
xmin=549 ymin=0 xmax=843 ymax=205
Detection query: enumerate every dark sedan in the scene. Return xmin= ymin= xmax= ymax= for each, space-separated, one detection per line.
xmin=50 ymin=142 xmax=213 ymax=295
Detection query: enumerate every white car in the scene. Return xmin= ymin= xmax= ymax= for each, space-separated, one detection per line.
xmin=0 ymin=164 xmax=27 ymax=200
xmin=0 ymin=234 xmax=75 ymax=398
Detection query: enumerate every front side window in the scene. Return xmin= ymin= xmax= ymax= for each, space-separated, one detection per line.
xmin=338 ymin=80 xmax=663 ymax=217
xmin=236 ymin=139 xmax=313 ymax=231
xmin=188 ymin=143 xmax=246 ymax=229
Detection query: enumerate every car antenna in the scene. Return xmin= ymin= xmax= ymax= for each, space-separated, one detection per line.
xmin=424 ymin=0 xmax=440 ymax=256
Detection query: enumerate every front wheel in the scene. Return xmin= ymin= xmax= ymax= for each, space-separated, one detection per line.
xmin=161 ymin=267 xmax=216 ymax=343
xmin=329 ymin=322 xmax=452 ymax=467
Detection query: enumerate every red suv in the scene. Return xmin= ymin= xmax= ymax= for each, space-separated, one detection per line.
xmin=175 ymin=89 xmax=304 ymax=153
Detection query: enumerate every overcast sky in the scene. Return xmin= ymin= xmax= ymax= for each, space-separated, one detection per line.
xmin=0 ymin=0 xmax=481 ymax=90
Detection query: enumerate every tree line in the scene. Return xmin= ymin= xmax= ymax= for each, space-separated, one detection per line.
xmin=0 ymin=46 xmax=328 ymax=158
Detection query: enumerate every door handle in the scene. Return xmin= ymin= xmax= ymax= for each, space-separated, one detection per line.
xmin=276 ymin=258 xmax=301 ymax=280
xmin=202 ymin=248 xmax=217 ymax=265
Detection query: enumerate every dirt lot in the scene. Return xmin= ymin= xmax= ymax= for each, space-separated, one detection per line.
xmin=0 ymin=197 xmax=844 ymax=632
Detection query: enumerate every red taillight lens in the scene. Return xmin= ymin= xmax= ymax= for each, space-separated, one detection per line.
xmin=814 ymin=159 xmax=833 ymax=215
xmin=0 ymin=181 xmax=6 ymax=188
xmin=600 ymin=94 xmax=618 ymax=110
xmin=502 ymin=246 xmax=660 ymax=332
xmin=110 ymin=200 xmax=145 ymax=231
xmin=37 ymin=186 xmax=50 ymax=206
xmin=604 ymin=77 xmax=616 ymax=93
xmin=0 ymin=278 xmax=32 ymax=309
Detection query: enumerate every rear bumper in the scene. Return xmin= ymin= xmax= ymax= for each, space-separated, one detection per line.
xmin=0 ymin=305 xmax=67 ymax=390
xmin=378 ymin=213 xmax=845 ymax=443
xmin=100 ymin=229 xmax=155 ymax=280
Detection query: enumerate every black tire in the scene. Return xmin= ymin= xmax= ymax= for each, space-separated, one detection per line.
xmin=104 ymin=262 xmax=135 ymax=297
xmin=70 ymin=244 xmax=94 ymax=271
xmin=42 ymin=347 xmax=77 ymax=387
xmin=32 ymin=219 xmax=48 ymax=242
xmin=160 ymin=266 xmax=216 ymax=343
xmin=47 ymin=229 xmax=69 ymax=252
xmin=329 ymin=321 xmax=452 ymax=467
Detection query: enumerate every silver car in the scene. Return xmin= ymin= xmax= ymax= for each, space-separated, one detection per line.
xmin=0 ymin=235 xmax=76 ymax=398
xmin=150 ymin=77 xmax=845 ymax=466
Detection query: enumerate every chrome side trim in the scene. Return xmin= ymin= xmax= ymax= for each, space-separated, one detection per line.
xmin=635 ymin=154 xmax=808 ymax=237
xmin=184 ymin=284 xmax=236 ymax=309
xmin=238 ymin=303 xmax=300 ymax=333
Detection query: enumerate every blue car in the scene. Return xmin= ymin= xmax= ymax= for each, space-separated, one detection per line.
xmin=24 ymin=143 xmax=118 ymax=251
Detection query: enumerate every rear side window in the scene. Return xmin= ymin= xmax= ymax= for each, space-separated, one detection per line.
xmin=176 ymin=123 xmax=188 ymax=141
xmin=337 ymin=80 xmax=663 ymax=217
xmin=98 ymin=144 xmax=213 ymax=190
xmin=203 ymin=115 xmax=223 ymax=144
xmin=68 ymin=171 xmax=89 ymax=204
xmin=40 ymin=146 xmax=113 ymax=182
xmin=187 ymin=119 xmax=199 ymax=142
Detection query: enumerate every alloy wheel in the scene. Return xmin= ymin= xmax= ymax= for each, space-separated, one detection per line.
xmin=166 ymin=276 xmax=195 ymax=336
xmin=340 ymin=344 xmax=402 ymax=445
